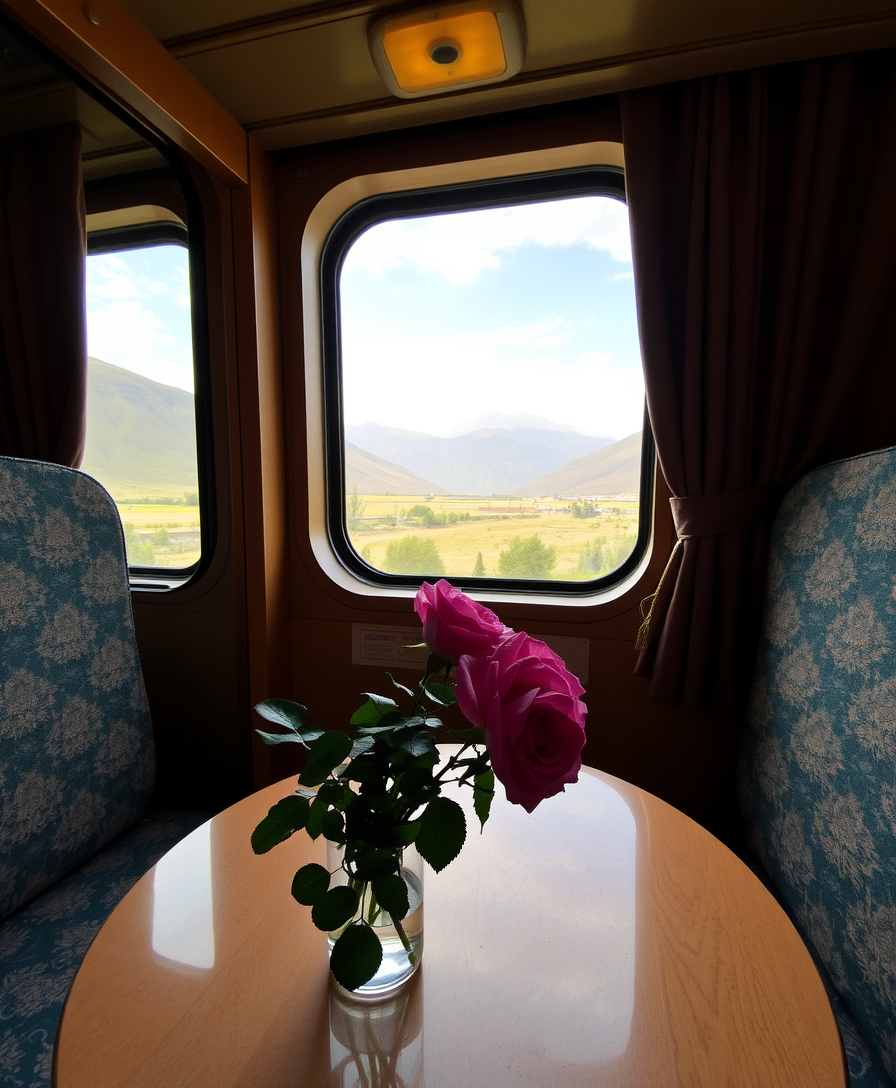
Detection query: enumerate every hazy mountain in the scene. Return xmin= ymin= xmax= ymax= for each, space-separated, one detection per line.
xmin=80 ymin=357 xmax=198 ymax=500
xmin=512 ymin=431 xmax=643 ymax=497
xmin=345 ymin=443 xmax=446 ymax=495
xmin=344 ymin=421 xmax=615 ymax=495
xmin=446 ymin=411 xmax=613 ymax=439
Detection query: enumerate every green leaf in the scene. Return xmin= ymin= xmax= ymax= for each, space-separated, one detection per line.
xmin=386 ymin=673 xmax=415 ymax=699
xmin=354 ymin=711 xmax=407 ymax=735
xmin=305 ymin=795 xmax=326 ymax=840
xmin=299 ymin=731 xmax=353 ymax=787
xmin=339 ymin=757 xmax=382 ymax=783
xmin=255 ymin=729 xmax=306 ymax=746
xmin=349 ymin=736 xmax=375 ymax=759
xmin=394 ymin=821 xmax=421 ymax=845
xmin=291 ymin=863 xmax=330 ymax=905
xmin=312 ymin=886 xmax=360 ymax=931
xmin=329 ymin=923 xmax=383 ymax=991
xmin=398 ymin=766 xmax=434 ymax=794
xmin=350 ymin=693 xmax=399 ymax=726
xmin=473 ymin=770 xmax=495 ymax=830
xmin=250 ymin=795 xmax=310 ymax=854
xmin=394 ymin=729 xmax=436 ymax=758
xmin=423 ymin=682 xmax=456 ymax=706
xmin=351 ymin=846 xmax=401 ymax=881
xmin=416 ymin=796 xmax=466 ymax=873
xmin=317 ymin=780 xmax=352 ymax=809
xmin=414 ymin=749 xmax=441 ymax=771
xmin=321 ymin=807 xmax=345 ymax=843
xmin=372 ymin=874 xmax=409 ymax=921
xmin=255 ymin=698 xmax=308 ymax=731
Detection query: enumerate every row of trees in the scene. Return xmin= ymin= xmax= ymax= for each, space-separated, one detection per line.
xmin=119 ymin=491 xmax=199 ymax=506
xmin=371 ymin=532 xmax=636 ymax=580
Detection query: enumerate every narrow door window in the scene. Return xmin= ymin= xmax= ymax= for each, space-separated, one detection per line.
xmin=83 ymin=226 xmax=201 ymax=575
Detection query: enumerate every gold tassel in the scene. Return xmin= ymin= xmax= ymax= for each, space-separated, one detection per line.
xmin=635 ymin=540 xmax=682 ymax=652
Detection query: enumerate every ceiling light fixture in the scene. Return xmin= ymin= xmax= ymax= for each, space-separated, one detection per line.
xmin=368 ymin=1 xmax=525 ymax=99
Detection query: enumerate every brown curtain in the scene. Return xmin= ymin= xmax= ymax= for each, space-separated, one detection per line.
xmin=0 ymin=123 xmax=87 ymax=467
xmin=620 ymin=50 xmax=896 ymax=711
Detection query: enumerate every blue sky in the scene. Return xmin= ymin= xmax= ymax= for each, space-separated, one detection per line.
xmin=85 ymin=244 xmax=195 ymax=393
xmin=339 ymin=195 xmax=645 ymax=441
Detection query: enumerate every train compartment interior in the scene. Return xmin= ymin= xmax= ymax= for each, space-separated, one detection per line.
xmin=1 ymin=0 xmax=894 ymax=897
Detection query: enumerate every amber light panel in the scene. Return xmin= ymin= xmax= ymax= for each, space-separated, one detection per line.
xmin=369 ymin=1 xmax=525 ymax=99
xmin=383 ymin=11 xmax=505 ymax=92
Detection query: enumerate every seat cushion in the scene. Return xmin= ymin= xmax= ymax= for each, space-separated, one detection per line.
xmin=739 ymin=445 xmax=896 ymax=1082
xmin=0 ymin=810 xmax=209 ymax=1088
xmin=0 ymin=457 xmax=156 ymax=920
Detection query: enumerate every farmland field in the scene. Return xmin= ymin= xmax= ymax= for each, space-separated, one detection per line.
xmin=346 ymin=494 xmax=640 ymax=580
xmin=115 ymin=503 xmax=201 ymax=569
xmin=107 ymin=492 xmax=639 ymax=576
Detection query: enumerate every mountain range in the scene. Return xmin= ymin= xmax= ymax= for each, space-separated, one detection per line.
xmin=80 ymin=360 xmax=641 ymax=500
xmin=345 ymin=421 xmax=616 ymax=495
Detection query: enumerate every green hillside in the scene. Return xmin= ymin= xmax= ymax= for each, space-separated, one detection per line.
xmin=80 ymin=357 xmax=198 ymax=501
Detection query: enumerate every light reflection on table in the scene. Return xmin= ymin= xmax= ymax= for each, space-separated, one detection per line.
xmin=152 ymin=820 xmax=216 ymax=970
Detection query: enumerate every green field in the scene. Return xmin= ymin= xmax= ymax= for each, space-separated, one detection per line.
xmin=116 ymin=504 xmax=201 ymax=569
xmin=347 ymin=494 xmax=639 ymax=580
xmin=108 ymin=491 xmax=639 ymax=576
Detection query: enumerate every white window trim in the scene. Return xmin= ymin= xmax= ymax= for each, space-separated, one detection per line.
xmin=301 ymin=139 xmax=654 ymax=608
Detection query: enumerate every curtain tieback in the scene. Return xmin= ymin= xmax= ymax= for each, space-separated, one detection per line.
xmin=670 ymin=485 xmax=783 ymax=539
xmin=635 ymin=484 xmax=783 ymax=652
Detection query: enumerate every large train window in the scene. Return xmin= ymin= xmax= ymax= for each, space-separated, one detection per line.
xmin=320 ymin=166 xmax=652 ymax=595
xmin=82 ymin=217 xmax=202 ymax=577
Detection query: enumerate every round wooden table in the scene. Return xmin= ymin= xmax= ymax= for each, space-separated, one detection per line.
xmin=53 ymin=765 xmax=847 ymax=1087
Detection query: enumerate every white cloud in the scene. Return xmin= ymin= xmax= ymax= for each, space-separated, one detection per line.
xmin=86 ymin=300 xmax=194 ymax=392
xmin=86 ymin=251 xmax=194 ymax=392
xmin=341 ymin=326 xmax=644 ymax=439
xmin=86 ymin=253 xmax=191 ymax=308
xmin=482 ymin=317 xmax=574 ymax=349
xmin=344 ymin=195 xmax=632 ymax=286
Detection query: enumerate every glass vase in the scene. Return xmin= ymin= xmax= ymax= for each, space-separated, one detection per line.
xmin=326 ymin=840 xmax=424 ymax=997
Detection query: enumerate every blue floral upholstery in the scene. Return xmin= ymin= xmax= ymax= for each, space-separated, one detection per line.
xmin=740 ymin=445 xmax=896 ymax=1087
xmin=0 ymin=809 xmax=208 ymax=1088
xmin=0 ymin=456 xmax=156 ymax=919
xmin=0 ymin=456 xmax=210 ymax=1086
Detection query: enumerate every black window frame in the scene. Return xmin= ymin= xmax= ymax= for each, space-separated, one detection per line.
xmin=320 ymin=164 xmax=655 ymax=596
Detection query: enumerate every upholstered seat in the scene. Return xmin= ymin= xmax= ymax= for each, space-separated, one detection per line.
xmin=740 ymin=445 xmax=896 ymax=1088
xmin=0 ymin=455 xmax=209 ymax=1087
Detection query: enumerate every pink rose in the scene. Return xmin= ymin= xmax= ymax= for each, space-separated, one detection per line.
xmin=454 ymin=632 xmax=586 ymax=812
xmin=414 ymin=579 xmax=511 ymax=664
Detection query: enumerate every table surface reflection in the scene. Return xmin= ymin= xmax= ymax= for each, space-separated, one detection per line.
xmin=53 ymin=765 xmax=847 ymax=1087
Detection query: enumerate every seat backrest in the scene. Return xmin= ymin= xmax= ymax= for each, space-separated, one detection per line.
xmin=0 ymin=456 xmax=154 ymax=921
xmin=739 ymin=445 xmax=896 ymax=1082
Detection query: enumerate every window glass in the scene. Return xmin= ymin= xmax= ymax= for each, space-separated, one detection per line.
xmin=81 ymin=237 xmax=200 ymax=571
xmin=326 ymin=170 xmax=649 ymax=590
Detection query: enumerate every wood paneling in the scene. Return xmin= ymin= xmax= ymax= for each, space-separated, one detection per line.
xmin=0 ymin=0 xmax=249 ymax=184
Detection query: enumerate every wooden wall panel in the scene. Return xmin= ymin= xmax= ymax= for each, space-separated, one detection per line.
xmin=0 ymin=0 xmax=248 ymax=185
